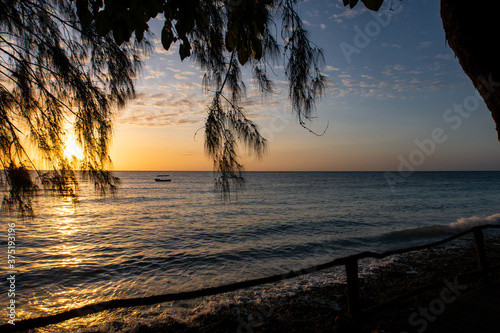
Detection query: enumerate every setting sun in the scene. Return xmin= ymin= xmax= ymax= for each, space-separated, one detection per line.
xmin=63 ymin=139 xmax=84 ymax=160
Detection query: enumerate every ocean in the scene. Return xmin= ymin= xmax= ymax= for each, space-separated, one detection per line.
xmin=1 ymin=171 xmax=500 ymax=331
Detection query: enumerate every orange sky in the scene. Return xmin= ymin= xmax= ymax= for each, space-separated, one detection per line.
xmin=106 ymin=1 xmax=500 ymax=172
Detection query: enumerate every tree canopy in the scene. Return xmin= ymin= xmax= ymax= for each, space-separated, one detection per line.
xmin=5 ymin=0 xmax=497 ymax=216
xmin=0 ymin=0 xmax=148 ymax=215
xmin=440 ymin=0 xmax=500 ymax=140
xmin=77 ymin=0 xmax=330 ymax=191
xmin=1 ymin=0 xmax=332 ymax=215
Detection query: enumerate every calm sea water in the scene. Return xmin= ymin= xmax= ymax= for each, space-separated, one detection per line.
xmin=1 ymin=171 xmax=500 ymax=330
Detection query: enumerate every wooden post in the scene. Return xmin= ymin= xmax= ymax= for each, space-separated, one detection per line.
xmin=473 ymin=227 xmax=491 ymax=284
xmin=345 ymin=259 xmax=360 ymax=318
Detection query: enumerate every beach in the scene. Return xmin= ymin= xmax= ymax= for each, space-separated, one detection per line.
xmin=71 ymin=233 xmax=500 ymax=333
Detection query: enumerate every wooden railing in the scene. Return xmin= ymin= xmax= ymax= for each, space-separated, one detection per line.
xmin=2 ymin=224 xmax=499 ymax=332
xmin=342 ymin=224 xmax=500 ymax=317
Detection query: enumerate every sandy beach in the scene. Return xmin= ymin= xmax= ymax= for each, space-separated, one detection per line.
xmin=85 ymin=233 xmax=500 ymax=333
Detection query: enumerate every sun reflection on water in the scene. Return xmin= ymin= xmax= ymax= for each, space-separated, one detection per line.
xmin=53 ymin=199 xmax=80 ymax=238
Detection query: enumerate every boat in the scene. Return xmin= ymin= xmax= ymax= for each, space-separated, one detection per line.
xmin=155 ymin=175 xmax=171 ymax=182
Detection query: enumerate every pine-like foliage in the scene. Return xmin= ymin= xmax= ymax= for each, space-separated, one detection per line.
xmin=0 ymin=0 xmax=147 ymax=215
xmin=154 ymin=0 xmax=327 ymax=194
xmin=1 ymin=0 xmax=329 ymax=213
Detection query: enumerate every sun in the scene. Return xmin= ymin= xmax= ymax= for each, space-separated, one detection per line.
xmin=64 ymin=139 xmax=84 ymax=160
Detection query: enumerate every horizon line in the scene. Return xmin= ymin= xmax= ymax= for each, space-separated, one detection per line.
xmin=107 ymin=169 xmax=500 ymax=172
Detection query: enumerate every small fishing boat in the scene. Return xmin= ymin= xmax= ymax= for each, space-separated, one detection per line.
xmin=155 ymin=175 xmax=171 ymax=182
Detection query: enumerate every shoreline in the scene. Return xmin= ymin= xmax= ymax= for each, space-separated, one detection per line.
xmin=67 ymin=233 xmax=500 ymax=333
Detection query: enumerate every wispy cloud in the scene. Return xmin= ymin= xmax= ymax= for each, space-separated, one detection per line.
xmin=417 ymin=41 xmax=433 ymax=50
xmin=329 ymin=4 xmax=367 ymax=24
xmin=173 ymin=73 xmax=193 ymax=80
xmin=382 ymin=43 xmax=403 ymax=49
xmin=302 ymin=19 xmax=328 ymax=31
xmin=332 ymin=64 xmax=447 ymax=100
xmin=118 ymin=91 xmax=206 ymax=127
xmin=382 ymin=64 xmax=405 ymax=76
xmin=119 ymin=82 xmax=283 ymax=127
xmin=325 ymin=65 xmax=340 ymax=71
xmin=436 ymin=53 xmax=452 ymax=60
xmin=153 ymin=39 xmax=178 ymax=55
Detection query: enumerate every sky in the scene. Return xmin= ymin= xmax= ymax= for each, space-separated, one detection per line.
xmin=108 ymin=0 xmax=500 ymax=171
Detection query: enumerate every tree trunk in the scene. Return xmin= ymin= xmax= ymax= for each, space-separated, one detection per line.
xmin=441 ymin=0 xmax=500 ymax=140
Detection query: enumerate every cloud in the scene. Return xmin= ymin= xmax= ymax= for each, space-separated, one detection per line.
xmin=331 ymin=67 xmax=446 ymax=100
xmin=436 ymin=53 xmax=452 ymax=60
xmin=417 ymin=41 xmax=432 ymax=50
xmin=427 ymin=81 xmax=443 ymax=89
xmin=173 ymin=74 xmax=189 ymax=80
xmin=325 ymin=65 xmax=340 ymax=71
xmin=306 ymin=8 xmax=321 ymax=18
xmin=153 ymin=39 xmax=178 ymax=55
xmin=329 ymin=3 xmax=367 ymax=24
xmin=118 ymin=85 xmax=283 ymax=127
xmin=302 ymin=19 xmax=327 ymax=31
xmin=141 ymin=64 xmax=199 ymax=83
xmin=143 ymin=70 xmax=167 ymax=80
xmin=118 ymin=91 xmax=206 ymax=127
xmin=173 ymin=71 xmax=197 ymax=80
xmin=176 ymin=82 xmax=203 ymax=90
xmin=382 ymin=43 xmax=403 ymax=49
xmin=382 ymin=64 xmax=405 ymax=76
xmin=340 ymin=78 xmax=357 ymax=87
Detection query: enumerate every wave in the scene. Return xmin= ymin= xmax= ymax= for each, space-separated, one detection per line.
xmin=385 ymin=213 xmax=500 ymax=241
xmin=385 ymin=225 xmax=452 ymax=240
xmin=449 ymin=213 xmax=500 ymax=231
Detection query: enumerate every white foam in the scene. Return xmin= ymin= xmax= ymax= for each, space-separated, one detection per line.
xmin=449 ymin=213 xmax=500 ymax=231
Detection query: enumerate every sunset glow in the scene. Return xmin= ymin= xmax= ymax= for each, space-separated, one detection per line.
xmin=107 ymin=1 xmax=500 ymax=172
xmin=64 ymin=139 xmax=84 ymax=160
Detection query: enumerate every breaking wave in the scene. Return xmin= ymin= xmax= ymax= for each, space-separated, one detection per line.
xmin=385 ymin=213 xmax=500 ymax=241
xmin=449 ymin=213 xmax=500 ymax=231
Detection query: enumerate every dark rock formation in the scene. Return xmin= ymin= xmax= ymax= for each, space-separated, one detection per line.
xmin=441 ymin=0 xmax=500 ymax=140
